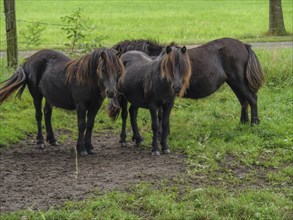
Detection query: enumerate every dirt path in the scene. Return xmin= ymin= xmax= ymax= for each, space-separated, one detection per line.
xmin=0 ymin=131 xmax=185 ymax=212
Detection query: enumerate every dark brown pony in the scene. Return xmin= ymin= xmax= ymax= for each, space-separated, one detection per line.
xmin=112 ymin=38 xmax=265 ymax=125
xmin=112 ymin=39 xmax=163 ymax=57
xmin=108 ymin=46 xmax=191 ymax=155
xmin=0 ymin=48 xmax=124 ymax=155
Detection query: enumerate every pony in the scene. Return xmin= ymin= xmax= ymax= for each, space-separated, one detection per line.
xmin=0 ymin=48 xmax=124 ymax=156
xmin=107 ymin=45 xmax=191 ymax=155
xmin=112 ymin=39 xmax=163 ymax=57
xmin=112 ymin=38 xmax=264 ymax=125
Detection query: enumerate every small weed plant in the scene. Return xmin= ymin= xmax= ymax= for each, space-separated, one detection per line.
xmin=61 ymin=8 xmax=86 ymax=55
xmin=60 ymin=8 xmax=106 ymax=56
xmin=21 ymin=22 xmax=46 ymax=49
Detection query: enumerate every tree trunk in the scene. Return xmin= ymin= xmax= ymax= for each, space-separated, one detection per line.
xmin=4 ymin=0 xmax=18 ymax=68
xmin=269 ymin=0 xmax=286 ymax=35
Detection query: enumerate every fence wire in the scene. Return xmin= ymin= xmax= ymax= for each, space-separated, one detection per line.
xmin=1 ymin=18 xmax=187 ymax=46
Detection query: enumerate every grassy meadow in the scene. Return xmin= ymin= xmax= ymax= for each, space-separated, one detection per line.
xmin=0 ymin=0 xmax=293 ymax=219
xmin=0 ymin=47 xmax=292 ymax=219
xmin=0 ymin=0 xmax=292 ymax=50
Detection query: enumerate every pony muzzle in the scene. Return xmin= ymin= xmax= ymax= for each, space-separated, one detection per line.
xmin=105 ymin=89 xmax=116 ymax=98
xmin=172 ymin=84 xmax=182 ymax=94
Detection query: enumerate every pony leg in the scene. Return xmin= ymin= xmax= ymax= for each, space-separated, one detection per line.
xmin=158 ymin=108 xmax=163 ymax=139
xmin=160 ymin=101 xmax=174 ymax=154
xmin=120 ymin=98 xmax=128 ymax=146
xmin=149 ymin=105 xmax=160 ymax=155
xmin=129 ymin=105 xmax=143 ymax=146
xmin=240 ymin=101 xmax=249 ymax=123
xmin=84 ymin=99 xmax=103 ymax=154
xmin=158 ymin=107 xmax=170 ymax=138
xmin=228 ymin=84 xmax=249 ymax=124
xmin=76 ymin=104 xmax=87 ymax=156
xmin=230 ymin=83 xmax=260 ymax=125
xmin=246 ymin=93 xmax=259 ymax=125
xmin=44 ymin=101 xmax=58 ymax=146
xmin=32 ymin=94 xmax=44 ymax=149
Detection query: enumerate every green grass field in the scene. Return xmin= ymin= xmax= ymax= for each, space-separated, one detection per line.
xmin=0 ymin=0 xmax=292 ymax=50
xmin=0 ymin=47 xmax=292 ymax=219
xmin=0 ymin=0 xmax=293 ymax=219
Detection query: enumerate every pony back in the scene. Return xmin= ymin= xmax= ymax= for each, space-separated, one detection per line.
xmin=112 ymin=39 xmax=163 ymax=56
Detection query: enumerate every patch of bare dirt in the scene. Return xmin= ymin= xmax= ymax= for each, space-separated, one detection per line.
xmin=0 ymin=131 xmax=185 ymax=212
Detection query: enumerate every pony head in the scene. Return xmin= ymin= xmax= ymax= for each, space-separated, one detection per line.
xmin=66 ymin=48 xmax=125 ymax=98
xmin=161 ymin=45 xmax=191 ymax=97
xmin=97 ymin=48 xmax=125 ymax=98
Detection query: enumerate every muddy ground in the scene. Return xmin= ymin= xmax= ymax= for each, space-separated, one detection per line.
xmin=0 ymin=131 xmax=185 ymax=212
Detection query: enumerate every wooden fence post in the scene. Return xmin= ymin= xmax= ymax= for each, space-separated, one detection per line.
xmin=4 ymin=0 xmax=18 ymax=68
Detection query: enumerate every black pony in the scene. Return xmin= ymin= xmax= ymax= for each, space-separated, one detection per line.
xmin=112 ymin=39 xmax=163 ymax=57
xmin=112 ymin=38 xmax=265 ymax=125
xmin=107 ymin=46 xmax=191 ymax=155
xmin=0 ymin=48 xmax=124 ymax=155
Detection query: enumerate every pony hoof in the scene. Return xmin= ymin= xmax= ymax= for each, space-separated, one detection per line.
xmin=120 ymin=142 xmax=127 ymax=147
xmin=163 ymin=149 xmax=171 ymax=154
xmin=132 ymin=136 xmax=144 ymax=143
xmin=37 ymin=143 xmax=45 ymax=149
xmin=50 ymin=141 xmax=59 ymax=146
xmin=152 ymin=151 xmax=160 ymax=156
xmin=87 ymin=149 xmax=96 ymax=155
xmin=251 ymin=121 xmax=260 ymax=126
xmin=79 ymin=151 xmax=88 ymax=156
xmin=251 ymin=117 xmax=260 ymax=125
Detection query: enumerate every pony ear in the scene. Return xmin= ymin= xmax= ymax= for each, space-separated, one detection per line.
xmin=181 ymin=46 xmax=187 ymax=54
xmin=166 ymin=46 xmax=172 ymax=54
xmin=115 ymin=45 xmax=122 ymax=55
xmin=101 ymin=52 xmax=107 ymax=60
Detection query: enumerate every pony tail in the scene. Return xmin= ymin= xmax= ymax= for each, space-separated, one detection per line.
xmin=245 ymin=45 xmax=265 ymax=93
xmin=0 ymin=67 xmax=27 ymax=105
xmin=106 ymin=97 xmax=121 ymax=121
